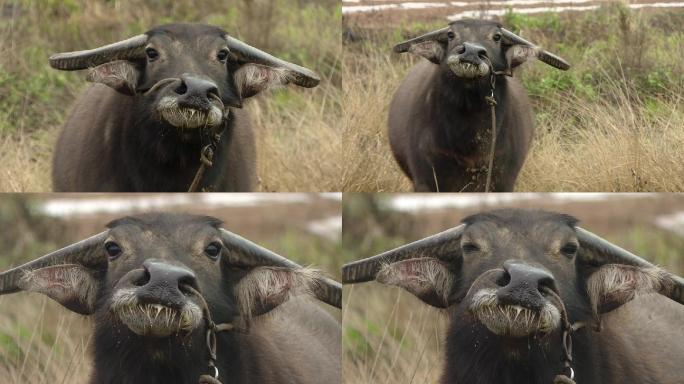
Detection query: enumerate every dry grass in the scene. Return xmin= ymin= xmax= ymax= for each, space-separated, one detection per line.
xmin=342 ymin=6 xmax=684 ymax=192
xmin=0 ymin=0 xmax=341 ymax=192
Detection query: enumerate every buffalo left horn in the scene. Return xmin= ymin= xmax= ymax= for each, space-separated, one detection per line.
xmin=224 ymin=35 xmax=320 ymax=88
xmin=342 ymin=224 xmax=465 ymax=284
xmin=0 ymin=232 xmax=109 ymax=294
xmin=219 ymin=229 xmax=341 ymax=308
xmin=500 ymin=28 xmax=570 ymax=71
xmin=393 ymin=26 xmax=451 ymax=54
xmin=576 ymin=227 xmax=684 ymax=305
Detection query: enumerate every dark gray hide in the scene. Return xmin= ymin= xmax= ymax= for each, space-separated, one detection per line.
xmin=343 ymin=209 xmax=684 ymax=384
xmin=389 ymin=20 xmax=569 ymax=192
xmin=0 ymin=213 xmax=341 ymax=384
xmin=50 ymin=23 xmax=320 ymax=192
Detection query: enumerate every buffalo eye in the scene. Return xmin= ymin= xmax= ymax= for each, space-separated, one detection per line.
xmin=104 ymin=241 xmax=122 ymax=260
xmin=204 ymin=242 xmax=222 ymax=260
xmin=560 ymin=242 xmax=578 ymax=258
xmin=145 ymin=47 xmax=159 ymax=61
xmin=447 ymin=31 xmax=455 ymax=40
xmin=216 ymin=49 xmax=230 ymax=63
xmin=493 ymin=33 xmax=502 ymax=42
xmin=462 ymin=242 xmax=480 ymax=254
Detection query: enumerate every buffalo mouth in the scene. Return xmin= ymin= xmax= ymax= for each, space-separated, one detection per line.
xmin=468 ymin=288 xmax=561 ymax=337
xmin=110 ymin=289 xmax=203 ymax=337
xmin=156 ymin=96 xmax=224 ymax=129
xmin=446 ymin=55 xmax=490 ymax=79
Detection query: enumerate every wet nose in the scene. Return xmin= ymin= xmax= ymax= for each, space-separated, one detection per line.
xmin=457 ymin=42 xmax=488 ymax=64
xmin=496 ymin=261 xmax=555 ymax=311
xmin=135 ymin=260 xmax=198 ymax=309
xmin=175 ymin=75 xmax=219 ymax=111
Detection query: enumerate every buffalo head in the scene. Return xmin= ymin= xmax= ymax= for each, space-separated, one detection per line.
xmin=49 ymin=23 xmax=320 ymax=129
xmin=343 ymin=209 xmax=683 ymax=342
xmin=0 ymin=213 xmax=341 ymax=339
xmin=394 ymin=19 xmax=570 ymax=79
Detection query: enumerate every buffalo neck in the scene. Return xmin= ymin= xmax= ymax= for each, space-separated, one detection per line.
xmin=116 ymin=98 xmax=231 ymax=192
xmin=427 ymin=69 xmax=508 ymax=155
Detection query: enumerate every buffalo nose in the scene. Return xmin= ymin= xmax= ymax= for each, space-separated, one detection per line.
xmin=458 ymin=42 xmax=487 ymax=64
xmin=496 ymin=261 xmax=555 ymax=311
xmin=135 ymin=260 xmax=198 ymax=309
xmin=175 ymin=75 xmax=219 ymax=111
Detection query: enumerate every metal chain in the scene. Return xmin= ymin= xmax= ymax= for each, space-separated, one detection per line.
xmin=542 ymin=286 xmax=584 ymax=384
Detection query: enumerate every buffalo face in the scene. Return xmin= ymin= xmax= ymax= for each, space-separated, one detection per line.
xmin=393 ymin=19 xmax=570 ymax=80
xmin=49 ymin=23 xmax=320 ymax=130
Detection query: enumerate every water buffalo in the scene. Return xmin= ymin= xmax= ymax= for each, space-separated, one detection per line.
xmin=389 ymin=20 xmax=570 ymax=192
xmin=343 ymin=209 xmax=684 ymax=383
xmin=49 ymin=23 xmax=320 ymax=192
xmin=0 ymin=213 xmax=341 ymax=384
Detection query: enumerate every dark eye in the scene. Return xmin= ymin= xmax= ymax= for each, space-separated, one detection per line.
xmin=447 ymin=31 xmax=455 ymax=40
xmin=462 ymin=243 xmax=480 ymax=254
xmin=560 ymin=243 xmax=578 ymax=257
xmin=105 ymin=241 xmax=122 ymax=260
xmin=493 ymin=33 xmax=502 ymax=42
xmin=145 ymin=47 xmax=159 ymax=61
xmin=216 ymin=49 xmax=229 ymax=63
xmin=204 ymin=242 xmax=222 ymax=260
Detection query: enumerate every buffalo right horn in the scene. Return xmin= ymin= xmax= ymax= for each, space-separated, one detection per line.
xmin=49 ymin=34 xmax=149 ymax=71
xmin=0 ymin=232 xmax=109 ymax=295
xmin=393 ymin=27 xmax=451 ymax=54
xmin=342 ymin=224 xmax=465 ymax=284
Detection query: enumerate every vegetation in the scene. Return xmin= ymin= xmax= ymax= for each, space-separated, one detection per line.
xmin=342 ymin=4 xmax=684 ymax=191
xmin=0 ymin=0 xmax=341 ymax=191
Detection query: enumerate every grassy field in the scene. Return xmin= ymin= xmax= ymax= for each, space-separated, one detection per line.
xmin=0 ymin=194 xmax=342 ymax=383
xmin=341 ymin=194 xmax=684 ymax=383
xmin=342 ymin=4 xmax=684 ymax=192
xmin=0 ymin=0 xmax=341 ymax=192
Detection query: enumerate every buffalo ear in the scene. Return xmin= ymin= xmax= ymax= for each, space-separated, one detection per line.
xmin=376 ymin=258 xmax=454 ymax=308
xmin=234 ymin=266 xmax=323 ymax=317
xmin=233 ymin=63 xmax=297 ymax=99
xmin=504 ymin=44 xmax=539 ymax=69
xmin=17 ymin=264 xmax=99 ymax=315
xmin=407 ymin=41 xmax=445 ymax=65
xmin=86 ymin=60 xmax=140 ymax=95
xmin=585 ymin=264 xmax=675 ymax=317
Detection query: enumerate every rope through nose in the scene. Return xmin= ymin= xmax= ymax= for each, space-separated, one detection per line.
xmin=181 ymin=284 xmax=235 ymax=384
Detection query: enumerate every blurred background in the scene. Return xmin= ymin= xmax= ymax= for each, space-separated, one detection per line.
xmin=0 ymin=0 xmax=341 ymax=192
xmin=342 ymin=193 xmax=684 ymax=383
xmin=0 ymin=193 xmax=342 ymax=383
xmin=342 ymin=1 xmax=684 ymax=191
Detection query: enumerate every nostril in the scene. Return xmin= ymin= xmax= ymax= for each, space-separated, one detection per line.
xmin=174 ymin=82 xmax=188 ymax=95
xmin=537 ymin=277 xmax=556 ymax=294
xmin=496 ymin=271 xmax=511 ymax=287
xmin=178 ymin=276 xmax=198 ymax=294
xmin=206 ymin=86 xmax=219 ymax=99
xmin=133 ymin=269 xmax=151 ymax=287
xmin=456 ymin=45 xmax=466 ymax=54
xmin=478 ymin=51 xmax=488 ymax=60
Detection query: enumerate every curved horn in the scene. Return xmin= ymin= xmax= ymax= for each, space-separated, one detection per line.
xmin=219 ymin=229 xmax=341 ymax=308
xmin=393 ymin=26 xmax=451 ymax=54
xmin=342 ymin=224 xmax=465 ymax=284
xmin=224 ymin=35 xmax=320 ymax=88
xmin=49 ymin=34 xmax=148 ymax=71
xmin=576 ymin=227 xmax=684 ymax=305
xmin=0 ymin=232 xmax=108 ymax=294
xmin=500 ymin=28 xmax=570 ymax=70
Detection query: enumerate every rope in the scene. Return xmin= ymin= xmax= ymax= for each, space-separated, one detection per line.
xmin=483 ymin=59 xmax=498 ymax=193
xmin=188 ymin=93 xmax=227 ymax=192
xmin=542 ymin=287 xmax=584 ymax=384
xmin=181 ymin=285 xmax=235 ymax=384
